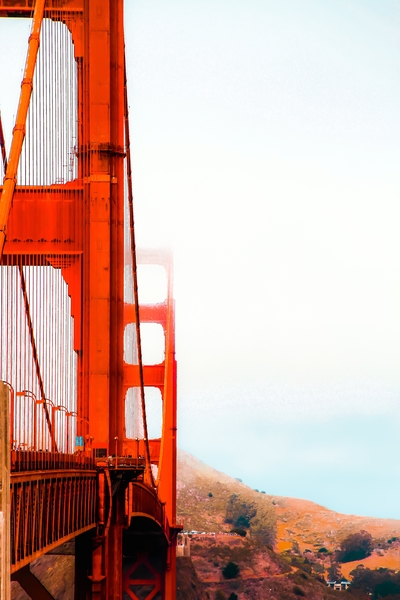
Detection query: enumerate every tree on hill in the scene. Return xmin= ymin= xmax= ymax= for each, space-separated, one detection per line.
xmin=222 ymin=561 xmax=240 ymax=580
xmin=350 ymin=565 xmax=400 ymax=598
xmin=235 ymin=514 xmax=251 ymax=528
xmin=230 ymin=527 xmax=247 ymax=537
xmin=249 ymin=501 xmax=276 ymax=547
xmin=337 ymin=530 xmax=374 ymax=563
xmin=225 ymin=494 xmax=256 ymax=528
xmin=327 ymin=561 xmax=342 ymax=582
xmin=312 ymin=562 xmax=325 ymax=575
xmin=291 ymin=540 xmax=301 ymax=555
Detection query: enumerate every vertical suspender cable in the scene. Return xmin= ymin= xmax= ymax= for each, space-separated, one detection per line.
xmin=18 ymin=265 xmax=57 ymax=452
xmin=0 ymin=0 xmax=46 ymax=260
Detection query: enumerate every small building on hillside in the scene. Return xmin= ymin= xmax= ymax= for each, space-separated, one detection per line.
xmin=326 ymin=580 xmax=351 ymax=591
xmin=176 ymin=533 xmax=190 ymax=557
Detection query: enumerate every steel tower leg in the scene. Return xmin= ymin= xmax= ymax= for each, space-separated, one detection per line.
xmin=75 ymin=532 xmax=93 ymax=600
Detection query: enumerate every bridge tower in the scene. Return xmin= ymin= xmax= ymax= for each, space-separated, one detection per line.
xmin=0 ymin=1 xmax=180 ymax=599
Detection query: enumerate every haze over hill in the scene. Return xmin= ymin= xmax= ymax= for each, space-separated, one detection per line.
xmin=177 ymin=449 xmax=400 ymax=599
xmin=1 ymin=0 xmax=400 ymax=532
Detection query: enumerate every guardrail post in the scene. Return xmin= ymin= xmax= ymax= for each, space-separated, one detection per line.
xmin=0 ymin=381 xmax=10 ymax=600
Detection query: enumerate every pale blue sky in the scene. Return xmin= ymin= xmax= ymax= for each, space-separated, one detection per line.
xmin=1 ymin=0 xmax=400 ymax=518
xmin=124 ymin=0 xmax=400 ymax=519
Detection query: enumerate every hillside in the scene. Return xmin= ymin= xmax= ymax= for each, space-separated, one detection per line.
xmin=177 ymin=449 xmax=276 ymax=536
xmin=177 ymin=449 xmax=400 ymax=599
xmin=178 ymin=449 xmax=400 ymax=549
xmin=275 ymin=496 xmax=400 ymax=553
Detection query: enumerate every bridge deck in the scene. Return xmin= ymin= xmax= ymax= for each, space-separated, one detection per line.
xmin=11 ymin=452 xmax=97 ymax=573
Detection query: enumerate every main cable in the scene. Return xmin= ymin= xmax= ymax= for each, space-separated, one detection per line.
xmin=123 ymin=53 xmax=155 ymax=489
xmin=0 ymin=0 xmax=46 ymax=259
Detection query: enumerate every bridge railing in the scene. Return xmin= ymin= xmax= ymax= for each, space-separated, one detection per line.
xmin=11 ymin=469 xmax=97 ymax=571
xmin=129 ymin=482 xmax=165 ymax=528
xmin=3 ymin=385 xmax=91 ymax=467
xmin=11 ymin=388 xmax=78 ymax=455
xmin=11 ymin=449 xmax=94 ymax=472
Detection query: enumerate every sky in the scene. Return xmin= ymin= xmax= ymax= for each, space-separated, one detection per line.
xmin=1 ymin=0 xmax=400 ymax=519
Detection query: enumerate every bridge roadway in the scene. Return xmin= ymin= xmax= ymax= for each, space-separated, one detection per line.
xmin=10 ymin=448 xmax=173 ymax=589
xmin=10 ymin=451 xmax=97 ymax=572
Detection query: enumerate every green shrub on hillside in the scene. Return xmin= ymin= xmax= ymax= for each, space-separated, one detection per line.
xmin=222 ymin=561 xmax=240 ymax=580
xmin=225 ymin=491 xmax=276 ymax=548
xmin=292 ymin=585 xmax=306 ymax=596
xmin=236 ymin=514 xmax=251 ymax=528
xmin=337 ymin=530 xmax=374 ymax=563
xmin=250 ymin=498 xmax=276 ymax=547
xmin=290 ymin=556 xmax=306 ymax=568
xmin=298 ymin=571 xmax=308 ymax=580
xmin=327 ymin=562 xmax=342 ymax=582
xmin=350 ymin=565 xmax=400 ymax=597
xmin=215 ymin=591 xmax=226 ymax=600
xmin=299 ymin=563 xmax=312 ymax=574
xmin=312 ymin=562 xmax=325 ymax=574
xmin=225 ymin=494 xmax=257 ymax=528
xmin=230 ymin=528 xmax=247 ymax=537
xmin=291 ymin=540 xmax=301 ymax=555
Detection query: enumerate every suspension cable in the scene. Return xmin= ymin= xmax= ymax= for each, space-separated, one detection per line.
xmin=0 ymin=0 xmax=46 ymax=259
xmin=123 ymin=53 xmax=155 ymax=488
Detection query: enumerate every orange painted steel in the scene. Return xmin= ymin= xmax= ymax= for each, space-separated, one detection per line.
xmin=0 ymin=0 xmax=45 ymax=258
xmin=123 ymin=251 xmax=180 ymax=599
xmin=0 ymin=1 xmax=179 ymax=598
xmin=123 ymin=552 xmax=164 ymax=600
xmin=11 ymin=470 xmax=97 ymax=573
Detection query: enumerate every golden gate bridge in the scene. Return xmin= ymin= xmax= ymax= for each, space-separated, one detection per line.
xmin=0 ymin=1 xmax=180 ymax=598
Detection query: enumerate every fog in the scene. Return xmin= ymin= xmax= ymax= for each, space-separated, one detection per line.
xmin=1 ymin=0 xmax=400 ymax=517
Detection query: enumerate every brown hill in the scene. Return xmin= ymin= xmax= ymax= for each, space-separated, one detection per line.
xmin=275 ymin=496 xmax=400 ymax=553
xmin=177 ymin=449 xmax=275 ymax=537
xmin=177 ymin=449 xmax=400 ymax=599
xmin=178 ymin=449 xmax=400 ymax=548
